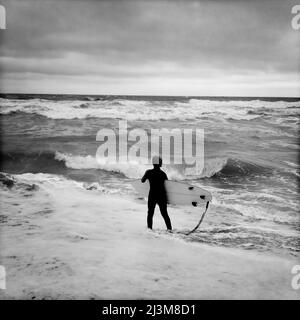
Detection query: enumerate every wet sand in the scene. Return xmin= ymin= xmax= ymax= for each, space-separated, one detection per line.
xmin=0 ymin=173 xmax=299 ymax=299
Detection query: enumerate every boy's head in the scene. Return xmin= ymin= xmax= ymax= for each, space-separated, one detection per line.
xmin=152 ymin=156 xmax=162 ymax=168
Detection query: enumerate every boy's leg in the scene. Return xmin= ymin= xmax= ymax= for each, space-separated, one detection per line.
xmin=158 ymin=201 xmax=172 ymax=230
xmin=147 ymin=198 xmax=156 ymax=229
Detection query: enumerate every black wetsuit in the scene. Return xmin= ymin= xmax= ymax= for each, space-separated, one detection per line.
xmin=141 ymin=168 xmax=172 ymax=230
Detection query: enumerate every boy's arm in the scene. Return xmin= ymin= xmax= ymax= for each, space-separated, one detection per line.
xmin=141 ymin=170 xmax=149 ymax=183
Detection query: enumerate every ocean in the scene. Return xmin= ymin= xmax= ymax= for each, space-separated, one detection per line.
xmin=0 ymin=94 xmax=299 ymax=258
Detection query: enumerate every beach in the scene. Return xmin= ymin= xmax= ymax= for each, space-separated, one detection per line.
xmin=1 ymin=0 xmax=299 ymax=304
xmin=0 ymin=171 xmax=299 ymax=300
xmin=0 ymin=94 xmax=299 ymax=299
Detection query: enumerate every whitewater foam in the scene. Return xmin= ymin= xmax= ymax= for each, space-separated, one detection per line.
xmin=1 ymin=97 xmax=299 ymax=121
xmin=54 ymin=151 xmax=230 ymax=180
xmin=14 ymin=172 xmax=84 ymax=189
xmin=12 ymin=172 xmax=116 ymax=194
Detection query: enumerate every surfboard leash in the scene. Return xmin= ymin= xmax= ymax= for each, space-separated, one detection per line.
xmin=185 ymin=201 xmax=210 ymax=236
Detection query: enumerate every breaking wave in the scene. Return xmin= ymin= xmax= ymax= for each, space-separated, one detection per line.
xmin=54 ymin=152 xmax=237 ymax=179
xmin=0 ymin=150 xmax=273 ymax=179
xmin=1 ymin=97 xmax=299 ymax=121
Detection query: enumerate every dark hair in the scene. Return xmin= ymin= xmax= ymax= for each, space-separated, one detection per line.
xmin=152 ymin=156 xmax=162 ymax=167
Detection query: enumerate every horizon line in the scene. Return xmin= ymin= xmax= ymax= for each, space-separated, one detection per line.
xmin=1 ymin=92 xmax=300 ymax=99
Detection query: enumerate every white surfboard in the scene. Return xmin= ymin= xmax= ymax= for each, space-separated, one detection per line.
xmin=131 ymin=180 xmax=212 ymax=207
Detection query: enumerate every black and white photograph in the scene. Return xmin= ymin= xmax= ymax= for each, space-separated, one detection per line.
xmin=0 ymin=0 xmax=299 ymax=304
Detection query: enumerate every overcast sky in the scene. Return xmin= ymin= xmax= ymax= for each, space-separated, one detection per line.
xmin=0 ymin=0 xmax=299 ymax=96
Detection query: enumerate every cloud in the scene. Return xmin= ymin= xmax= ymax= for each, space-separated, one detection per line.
xmin=0 ymin=0 xmax=299 ymax=96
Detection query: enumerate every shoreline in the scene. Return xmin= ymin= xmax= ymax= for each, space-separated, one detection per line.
xmin=0 ymin=175 xmax=299 ymax=300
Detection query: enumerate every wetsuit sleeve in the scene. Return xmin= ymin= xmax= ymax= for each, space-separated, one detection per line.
xmin=141 ymin=170 xmax=149 ymax=183
xmin=164 ymin=172 xmax=168 ymax=180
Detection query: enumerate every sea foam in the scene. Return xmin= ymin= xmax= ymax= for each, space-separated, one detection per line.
xmin=1 ymin=97 xmax=299 ymax=121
